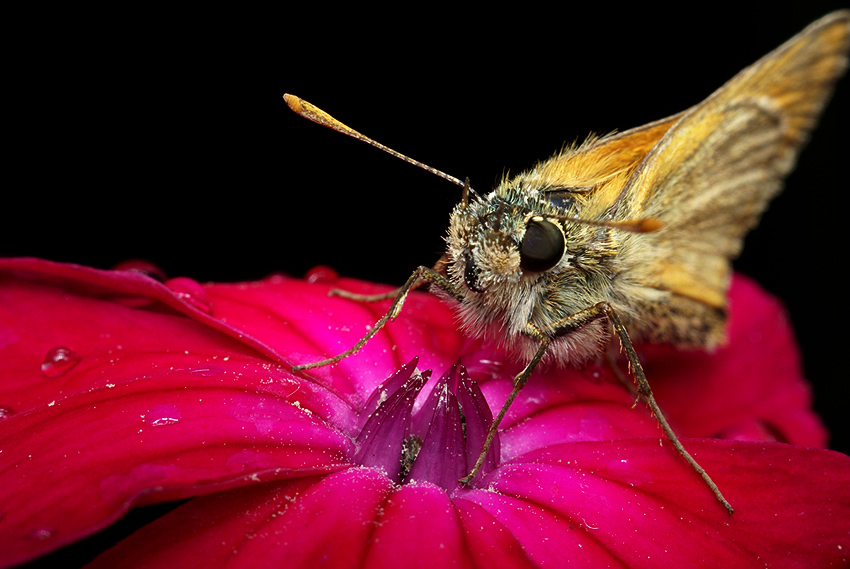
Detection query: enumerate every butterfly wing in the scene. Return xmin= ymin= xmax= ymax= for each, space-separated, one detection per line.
xmin=613 ymin=11 xmax=850 ymax=347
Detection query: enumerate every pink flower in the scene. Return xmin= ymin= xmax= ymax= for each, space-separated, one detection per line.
xmin=1 ymin=258 xmax=847 ymax=568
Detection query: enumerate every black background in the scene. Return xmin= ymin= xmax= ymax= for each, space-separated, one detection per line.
xmin=6 ymin=0 xmax=849 ymax=517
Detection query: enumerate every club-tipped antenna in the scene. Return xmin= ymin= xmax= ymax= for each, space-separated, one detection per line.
xmin=284 ymin=94 xmax=470 ymax=195
xmin=285 ymin=94 xmax=662 ymax=232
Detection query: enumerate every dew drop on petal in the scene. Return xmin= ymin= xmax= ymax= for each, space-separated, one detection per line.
xmin=0 ymin=406 xmax=13 ymax=419
xmin=29 ymin=527 xmax=55 ymax=541
xmin=581 ymin=363 xmax=610 ymax=384
xmin=165 ymin=277 xmax=213 ymax=314
xmin=112 ymin=259 xmax=168 ymax=282
xmin=145 ymin=404 xmax=182 ymax=427
xmin=462 ymin=356 xmax=505 ymax=383
xmin=305 ymin=265 xmax=339 ymax=284
xmin=41 ymin=346 xmax=80 ymax=378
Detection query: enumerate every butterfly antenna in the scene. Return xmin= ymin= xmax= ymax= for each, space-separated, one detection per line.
xmin=285 ymin=94 xmax=476 ymax=205
xmin=285 ymin=94 xmax=657 ymax=230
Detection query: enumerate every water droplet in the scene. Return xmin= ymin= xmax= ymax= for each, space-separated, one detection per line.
xmin=165 ymin=277 xmax=212 ymax=314
xmin=112 ymin=259 xmax=168 ymax=282
xmin=306 ymin=265 xmax=339 ymax=284
xmin=144 ymin=404 xmax=181 ymax=427
xmin=581 ymin=363 xmax=610 ymax=384
xmin=29 ymin=527 xmax=55 ymax=541
xmin=0 ymin=406 xmax=13 ymax=419
xmin=462 ymin=356 xmax=505 ymax=383
xmin=41 ymin=346 xmax=80 ymax=378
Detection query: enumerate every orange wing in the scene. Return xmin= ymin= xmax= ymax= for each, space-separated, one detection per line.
xmin=612 ymin=11 xmax=849 ymax=344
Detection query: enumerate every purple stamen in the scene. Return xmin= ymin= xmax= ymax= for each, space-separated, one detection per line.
xmin=454 ymin=365 xmax=499 ymax=479
xmin=407 ymin=369 xmax=466 ymax=488
xmin=354 ymin=360 xmax=498 ymax=490
xmin=354 ymin=365 xmax=428 ymax=483
xmin=357 ymin=358 xmax=421 ymax=432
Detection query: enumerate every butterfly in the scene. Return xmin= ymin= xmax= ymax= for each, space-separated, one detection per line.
xmin=286 ymin=11 xmax=850 ymax=514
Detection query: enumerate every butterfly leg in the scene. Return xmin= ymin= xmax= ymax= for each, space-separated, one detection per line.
xmin=292 ymin=265 xmax=462 ymax=371
xmin=461 ymin=302 xmax=734 ymax=515
xmin=461 ymin=302 xmax=610 ymax=485
xmin=606 ymin=308 xmax=734 ymax=515
xmin=329 ymin=256 xmax=451 ymax=303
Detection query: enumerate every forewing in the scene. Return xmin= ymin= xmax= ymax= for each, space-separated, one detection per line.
xmin=573 ymin=113 xmax=684 ymax=175
xmin=620 ymin=11 xmax=850 ymax=314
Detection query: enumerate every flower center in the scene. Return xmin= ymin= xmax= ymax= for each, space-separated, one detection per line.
xmin=354 ymin=358 xmax=498 ymax=490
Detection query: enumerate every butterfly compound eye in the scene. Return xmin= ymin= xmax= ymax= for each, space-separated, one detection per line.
xmin=519 ymin=219 xmax=565 ymax=272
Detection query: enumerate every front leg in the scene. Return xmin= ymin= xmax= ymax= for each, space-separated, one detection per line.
xmin=329 ymin=255 xmax=452 ymax=303
xmin=461 ymin=302 xmax=609 ymax=484
xmin=292 ymin=265 xmax=462 ymax=371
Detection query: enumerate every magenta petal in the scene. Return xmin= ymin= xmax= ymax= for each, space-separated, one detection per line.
xmin=205 ymin=276 xmax=464 ymax=402
xmin=87 ymin=470 xmax=395 ymax=569
xmin=88 ymin=441 xmax=850 ymax=568
xmin=89 ymin=470 xmax=477 ymax=569
xmin=368 ymin=484 xmax=473 ymax=567
xmin=473 ymin=439 xmax=850 ymax=567
xmin=0 ymin=372 xmax=353 ymax=566
xmin=452 ymin=500 xmax=538 ymax=568
xmin=0 ymin=260 xmax=362 ymax=565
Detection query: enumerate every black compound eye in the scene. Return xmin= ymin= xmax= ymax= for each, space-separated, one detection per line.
xmin=464 ymin=254 xmax=484 ymax=293
xmin=519 ymin=219 xmax=565 ymax=272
